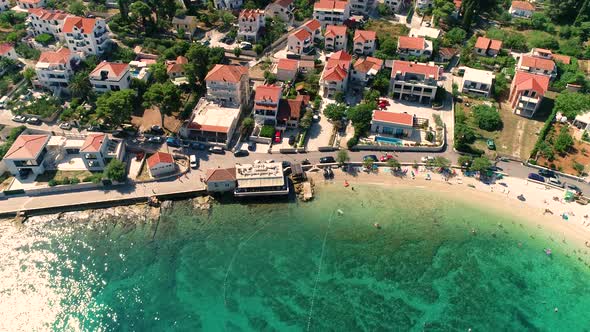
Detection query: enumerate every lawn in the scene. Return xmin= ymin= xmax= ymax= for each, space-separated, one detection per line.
xmin=365 ymin=19 xmax=410 ymax=40
xmin=35 ymin=170 xmax=95 ymax=183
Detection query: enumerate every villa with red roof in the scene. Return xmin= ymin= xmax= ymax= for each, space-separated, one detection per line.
xmin=3 ymin=134 xmax=50 ymax=177
xmin=253 ymin=85 xmax=283 ymax=125
xmin=319 ymin=50 xmax=352 ymax=98
xmin=205 ymin=64 xmax=250 ymax=107
xmin=166 ymin=56 xmax=189 ymax=85
xmin=529 ymin=48 xmax=572 ymax=65
xmin=324 ymin=25 xmax=347 ymax=52
xmin=370 ymin=111 xmax=415 ymax=138
xmin=35 ymin=47 xmax=81 ymax=95
xmin=147 ymin=152 xmax=176 ymax=178
xmin=353 ymin=30 xmax=376 ymax=55
xmin=89 ymin=61 xmax=131 ymax=93
xmin=17 ymin=0 xmax=45 ymax=9
xmin=276 ymin=58 xmax=299 ymax=81
xmin=287 ymin=19 xmax=321 ymax=55
xmin=351 ymin=56 xmax=383 ymax=86
xmin=0 ymin=43 xmax=17 ymax=60
xmin=205 ymin=167 xmax=237 ymax=192
xmin=509 ymin=0 xmax=535 ymax=18
xmin=517 ymin=55 xmax=557 ymax=80
xmin=313 ymin=0 xmax=350 ymax=28
xmin=27 ymin=9 xmax=69 ymax=40
xmin=390 ymin=60 xmax=440 ymax=104
xmin=397 ymin=36 xmax=433 ymax=59
xmin=509 ymin=71 xmax=550 ymax=118
xmin=80 ymin=133 xmax=125 ymax=170
xmin=63 ymin=16 xmax=110 ymax=55
xmin=277 ymin=95 xmax=308 ymax=129
xmin=238 ymin=9 xmax=265 ymax=42
xmin=265 ymin=0 xmax=294 ymax=24
xmin=474 ymin=37 xmax=502 ymax=57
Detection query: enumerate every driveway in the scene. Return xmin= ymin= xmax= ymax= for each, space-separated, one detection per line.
xmin=306 ymin=99 xmax=335 ymax=151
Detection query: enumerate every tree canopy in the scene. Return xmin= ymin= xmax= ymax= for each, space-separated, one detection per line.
xmin=95 ymin=90 xmax=136 ymax=127
xmin=324 ymin=103 xmax=347 ymax=122
xmin=143 ymin=82 xmax=182 ymax=115
xmin=104 ymin=159 xmax=127 ymax=182
xmin=473 ymin=105 xmax=503 ymax=131
xmin=554 ymin=92 xmax=590 ymax=119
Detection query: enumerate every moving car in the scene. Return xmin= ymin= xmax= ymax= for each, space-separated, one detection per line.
xmin=319 ymin=156 xmax=335 ymax=164
xmin=363 ymin=155 xmax=378 ymax=162
xmin=380 ymin=154 xmax=394 ymax=162
xmin=208 ymin=146 xmax=225 ymax=154
xmin=26 ymin=117 xmax=41 ymax=125
xmin=190 ymin=155 xmax=199 ymax=169
xmin=527 ymin=173 xmax=545 ymax=182
xmin=59 ymin=122 xmax=72 ymax=130
xmin=12 ymin=115 xmax=27 ymax=123
xmin=166 ymin=137 xmax=181 ymax=147
xmin=147 ymin=136 xmax=164 ymax=143
xmin=274 ymin=130 xmax=282 ymax=143
xmin=233 ymin=149 xmax=249 ymax=157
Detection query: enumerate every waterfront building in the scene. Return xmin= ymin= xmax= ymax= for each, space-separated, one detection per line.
xmin=205 ymin=167 xmax=237 ymax=192
xmin=3 ymin=134 xmax=49 ymax=177
xmin=147 ymin=152 xmax=176 ymax=178
xmin=234 ymin=162 xmax=289 ymax=196
xmin=370 ymin=111 xmax=415 ymax=137
xmin=80 ymin=133 xmax=125 ymax=171
xmin=180 ymin=98 xmax=241 ymax=148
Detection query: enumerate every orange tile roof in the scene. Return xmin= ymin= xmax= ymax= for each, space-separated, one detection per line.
xmin=398 ymin=36 xmax=425 ymax=50
xmin=511 ymin=0 xmax=535 ymax=11
xmin=552 ymin=54 xmax=571 ymax=65
xmin=391 ymin=60 xmax=439 ymax=80
xmin=255 ymin=85 xmax=282 ymax=103
xmin=239 ymin=9 xmax=264 ymax=19
xmin=28 ymin=8 xmax=68 ymax=20
xmin=205 ymin=167 xmax=236 ymax=182
xmin=314 ymin=0 xmax=348 ymax=11
xmin=80 ymin=133 xmax=106 ymax=153
xmin=63 ymin=16 xmax=98 ymax=34
xmin=38 ymin=47 xmax=71 ymax=65
xmin=323 ymin=50 xmax=352 ymax=81
xmin=166 ymin=56 xmax=188 ymax=74
xmin=322 ymin=65 xmax=348 ymax=81
xmin=187 ymin=122 xmax=230 ymax=133
xmin=513 ymin=71 xmax=549 ymax=95
xmin=353 ymin=30 xmax=376 ymax=43
xmin=278 ymin=99 xmax=303 ymax=121
xmin=520 ymin=55 xmax=555 ymax=71
xmin=4 ymin=135 xmax=49 ymax=160
xmin=291 ymin=28 xmax=311 ymax=41
xmin=0 ymin=43 xmax=14 ymax=56
xmin=147 ymin=152 xmax=174 ymax=169
xmin=475 ymin=37 xmax=502 ymax=51
xmin=205 ymin=64 xmax=248 ymax=83
xmin=489 ymin=39 xmax=502 ymax=51
xmin=90 ymin=61 xmax=129 ymax=78
xmin=325 ymin=25 xmax=347 ymax=38
xmin=302 ymin=19 xmax=321 ymax=32
xmin=372 ymin=111 xmax=413 ymax=126
xmin=353 ymin=56 xmax=383 ymax=73
xmin=453 ymin=0 xmax=462 ymax=9
xmin=277 ymin=58 xmax=299 ymax=71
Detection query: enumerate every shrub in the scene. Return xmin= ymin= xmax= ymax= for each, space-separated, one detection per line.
xmin=48 ymin=179 xmax=58 ymax=187
xmin=70 ymin=178 xmax=80 ymax=185
xmin=472 ymin=105 xmax=502 ymax=131
xmin=260 ymin=125 xmax=275 ymax=138
xmin=104 ymin=159 xmax=127 ymax=182
xmin=61 ymin=177 xmax=70 ymax=184
xmin=347 ymin=136 xmax=359 ymax=149
xmin=34 ymin=33 xmax=54 ymax=45
xmin=554 ymin=127 xmax=574 ymax=154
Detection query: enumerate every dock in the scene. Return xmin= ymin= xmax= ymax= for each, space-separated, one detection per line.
xmin=302 ymin=181 xmax=313 ymax=201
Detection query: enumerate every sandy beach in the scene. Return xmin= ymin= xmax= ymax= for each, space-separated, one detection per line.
xmin=308 ymin=166 xmax=590 ymax=249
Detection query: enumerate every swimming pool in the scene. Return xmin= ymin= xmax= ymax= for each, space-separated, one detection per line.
xmin=375 ymin=136 xmax=403 ymax=145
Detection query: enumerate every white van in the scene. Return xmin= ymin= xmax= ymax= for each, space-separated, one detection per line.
xmin=0 ymin=96 xmax=8 ymax=109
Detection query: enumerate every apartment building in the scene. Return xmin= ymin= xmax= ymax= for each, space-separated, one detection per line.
xmin=383 ymin=0 xmax=404 ymax=13
xmin=397 ymin=36 xmax=433 ymax=59
xmin=35 ymin=47 xmax=81 ymax=95
xmin=351 ymin=56 xmax=383 ymax=85
xmin=516 ymin=55 xmax=557 ymax=80
xmin=349 ymin=0 xmax=375 ymax=15
xmin=389 ymin=60 xmax=439 ymax=104
xmin=213 ymin=0 xmax=242 ymax=10
xmin=353 ymin=30 xmax=376 ymax=56
xmin=3 ymin=134 xmax=50 ymax=177
xmin=461 ymin=67 xmax=494 ymax=98
xmin=509 ymin=71 xmax=549 ymax=118
xmin=17 ymin=0 xmax=45 ymax=9
xmin=474 ymin=37 xmax=502 ymax=57
xmin=265 ymin=0 xmax=294 ymax=24
xmin=63 ymin=16 xmax=110 ymax=55
xmin=286 ymin=19 xmax=321 ymax=55
xmin=89 ymin=61 xmax=131 ymax=93
xmin=319 ymin=50 xmax=352 ymax=98
xmin=324 ymin=25 xmax=347 ymax=52
xmin=238 ymin=9 xmax=265 ymax=42
xmin=0 ymin=43 xmax=18 ymax=60
xmin=509 ymin=0 xmax=535 ymax=18
xmin=253 ymin=84 xmax=282 ymax=125
xmin=181 ymin=98 xmax=241 ymax=148
xmin=27 ymin=8 xmax=69 ymax=41
xmin=205 ymin=64 xmax=250 ymax=108
xmin=313 ymin=0 xmax=350 ymax=28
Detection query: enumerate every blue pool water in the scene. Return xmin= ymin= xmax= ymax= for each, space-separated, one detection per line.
xmin=375 ymin=135 xmax=403 ymax=145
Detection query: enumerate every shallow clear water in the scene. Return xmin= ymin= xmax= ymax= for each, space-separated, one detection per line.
xmin=1 ymin=185 xmax=590 ymax=331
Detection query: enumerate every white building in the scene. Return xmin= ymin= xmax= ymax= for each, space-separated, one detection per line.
xmin=509 ymin=0 xmax=535 ymax=18
xmin=351 ymin=56 xmax=383 ymax=86
xmin=180 ymin=98 xmax=241 ymax=147
xmin=319 ymin=50 xmax=352 ymax=98
xmin=287 ymin=19 xmax=321 ymax=55
xmin=265 ymin=0 xmax=294 ymax=24
xmin=205 ymin=167 xmax=237 ymax=192
xmin=313 ymin=0 xmax=350 ymax=28
xmin=0 ymin=43 xmax=18 ymax=60
xmin=416 ymin=0 xmax=432 ymax=9
xmin=353 ymin=30 xmax=376 ymax=56
xmin=253 ymin=84 xmax=282 ymax=125
xmin=390 ymin=60 xmax=439 ymax=104
xmin=17 ymin=0 xmax=45 ymax=9
xmin=324 ymin=25 xmax=347 ymax=52
xmin=349 ymin=0 xmax=375 ymax=15
xmin=276 ymin=58 xmax=299 ymax=81
xmin=63 ymin=16 xmax=110 ymax=55
xmin=128 ymin=60 xmax=151 ymax=81
xmin=80 ymin=133 xmax=125 ymax=170
xmin=397 ymin=36 xmax=433 ymax=59
xmin=234 ymin=162 xmax=289 ymax=197
xmin=3 ymin=134 xmax=50 ymax=177
xmin=89 ymin=61 xmax=131 ymax=93
xmin=371 ymin=111 xmax=415 ymax=137
xmin=166 ymin=56 xmax=189 ymax=85
xmin=35 ymin=47 xmax=81 ymax=95
xmin=26 ymin=9 xmax=69 ymax=41
xmin=461 ymin=67 xmax=495 ymax=98
xmin=383 ymin=0 xmax=404 ymax=13
xmin=214 ymin=0 xmax=242 ymax=10
xmin=238 ymin=9 xmax=265 ymax=42
xmin=205 ymin=64 xmax=250 ymax=108
xmin=147 ymin=152 xmax=176 ymax=178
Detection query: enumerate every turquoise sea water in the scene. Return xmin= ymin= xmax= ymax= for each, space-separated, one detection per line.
xmin=1 ymin=185 xmax=590 ymax=331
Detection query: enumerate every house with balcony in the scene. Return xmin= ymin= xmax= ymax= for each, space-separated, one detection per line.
xmin=277 ymin=94 xmax=308 ymax=129
xmin=171 ymin=15 xmax=199 ymax=37
xmin=265 ymin=0 xmax=294 ymax=24
xmin=389 ymin=60 xmax=439 ymax=104
xmin=276 ymin=58 xmax=299 ymax=81
xmin=26 ymin=9 xmax=69 ymax=41
xmin=351 ymin=56 xmax=383 ymax=86
xmin=371 ymin=111 xmax=415 ymax=138
xmin=3 ymin=134 xmax=50 ymax=177
xmin=35 ymin=47 xmax=81 ymax=95
xmin=319 ymin=50 xmax=352 ymax=98
xmin=313 ymin=0 xmax=350 ymax=28
xmin=474 ymin=37 xmax=502 ymax=57
xmin=180 ymin=98 xmax=241 ymax=148
xmin=509 ymin=71 xmax=549 ymax=118
xmin=287 ymin=19 xmax=321 ymax=55
xmin=238 ymin=9 xmax=265 ymax=42
xmin=63 ymin=16 xmax=110 ymax=55
xmin=234 ymin=162 xmax=289 ymax=197
xmin=516 ymin=55 xmax=557 ymax=80
xmin=349 ymin=0 xmax=375 ymax=15
xmin=397 ymin=36 xmax=433 ymax=59
xmin=205 ymin=64 xmax=250 ymax=108
xmin=353 ymin=30 xmax=376 ymax=56
xmin=383 ymin=0 xmax=404 ymax=12
xmin=0 ymin=43 xmax=18 ymax=60
xmin=461 ymin=67 xmax=494 ymax=98
xmin=89 ymin=61 xmax=131 ymax=93
xmin=253 ymin=84 xmax=282 ymax=126
xmin=324 ymin=25 xmax=347 ymax=52
xmin=509 ymin=0 xmax=535 ymax=18
xmin=17 ymin=0 xmax=45 ymax=9
xmin=1 ymin=0 xmax=10 ymax=11
xmin=80 ymin=133 xmax=125 ymax=171
xmin=214 ymin=0 xmax=242 ymax=10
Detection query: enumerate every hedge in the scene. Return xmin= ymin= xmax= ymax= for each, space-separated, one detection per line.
xmin=529 ymin=107 xmax=559 ymax=158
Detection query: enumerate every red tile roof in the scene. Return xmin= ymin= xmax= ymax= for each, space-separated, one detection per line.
xmin=520 ymin=55 xmax=555 ymax=71
xmin=0 ymin=43 xmax=14 ymax=56
xmin=187 ymin=122 xmax=231 ymax=133
xmin=239 ymin=9 xmax=264 ymax=19
xmin=278 ymin=98 xmax=303 ymax=121
xmin=314 ymin=0 xmax=348 ymax=11
xmin=63 ymin=16 xmax=97 ymax=34
xmin=38 ymin=47 xmax=71 ymax=65
xmin=291 ymin=28 xmax=311 ymax=41
xmin=302 ymin=19 xmax=321 ymax=32
xmin=438 ymin=47 xmax=458 ymax=58
xmin=475 ymin=37 xmax=502 ymax=51
xmin=166 ymin=56 xmax=188 ymax=74
xmin=255 ymin=85 xmax=282 ymax=103
xmin=489 ymin=39 xmax=502 ymax=51
xmin=511 ymin=0 xmax=535 ymax=11
xmin=325 ymin=25 xmax=347 ymax=38
xmin=513 ymin=71 xmax=549 ymax=95
xmin=372 ymin=111 xmax=414 ymax=126
xmin=147 ymin=152 xmax=174 ymax=169
xmin=277 ymin=58 xmax=299 ymax=71
xmin=205 ymin=64 xmax=248 ymax=83
xmin=28 ymin=8 xmax=68 ymax=20
xmin=453 ymin=0 xmax=462 ymax=9
xmin=205 ymin=167 xmax=236 ymax=182
xmin=552 ymin=54 xmax=571 ymax=65
xmin=353 ymin=30 xmax=376 ymax=43
xmin=90 ymin=61 xmax=129 ymax=79
xmin=398 ymin=36 xmax=425 ymax=50
xmin=4 ymin=135 xmax=49 ymax=160
xmin=80 ymin=133 xmax=106 ymax=153
xmin=353 ymin=56 xmax=383 ymax=73
xmin=322 ymin=65 xmax=348 ymax=81
xmin=391 ymin=60 xmax=439 ymax=80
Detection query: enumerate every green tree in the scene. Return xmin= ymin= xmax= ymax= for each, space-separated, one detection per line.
xmin=430 ymin=156 xmax=451 ymax=169
xmin=554 ymin=92 xmax=590 ymax=119
xmin=386 ymin=158 xmax=401 ymax=170
xmin=336 ymin=150 xmax=350 ymax=165
xmin=233 ymin=47 xmax=241 ymax=57
xmin=462 ymin=0 xmax=476 ymax=30
xmin=149 ymin=62 xmax=169 ymax=83
xmin=348 ymin=103 xmax=374 ymax=136
xmin=143 ymin=82 xmax=182 ymax=115
xmin=458 ymin=155 xmax=473 ymax=168
xmin=442 ymin=27 xmax=467 ymax=47
xmin=103 ymin=159 xmax=127 ymax=182
xmin=494 ymin=73 xmax=509 ymax=97
xmin=433 ymin=0 xmax=456 ymax=25
xmin=473 ymin=105 xmax=502 ymax=131
xmin=68 ymin=1 xmax=87 ymax=15
xmin=363 ymin=158 xmax=374 ymax=170
xmin=240 ymin=117 xmax=255 ymax=136
xmin=547 ymin=0 xmax=583 ymax=24
xmin=573 ymin=161 xmax=585 ymax=175
xmin=470 ymin=157 xmax=492 ymax=172
xmin=23 ymin=67 xmax=36 ymax=86
xmin=554 ymin=126 xmax=574 ymax=154
xmin=95 ymin=90 xmax=136 ymax=127
xmin=34 ymin=33 xmax=54 ymax=46
xmin=324 ymin=103 xmax=347 ymax=122
xmin=130 ymin=1 xmax=152 ymax=28
xmin=69 ymin=71 xmax=92 ymax=101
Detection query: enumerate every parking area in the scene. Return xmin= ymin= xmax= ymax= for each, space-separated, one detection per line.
xmin=306 ymin=99 xmax=336 ymax=151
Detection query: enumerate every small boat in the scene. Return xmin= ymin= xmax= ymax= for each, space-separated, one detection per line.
xmin=337 ymin=209 xmax=344 ymax=215
xmin=373 ymin=223 xmax=381 ymax=229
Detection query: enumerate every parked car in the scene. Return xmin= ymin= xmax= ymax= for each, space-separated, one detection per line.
xmin=421 ymin=156 xmax=435 ymax=163
xmin=26 ymin=117 xmax=41 ymax=125
xmin=166 ymin=137 xmax=181 ymax=147
xmin=234 ymin=149 xmax=249 ymax=157
xmin=566 ymin=184 xmax=583 ymax=195
xmin=221 ymin=36 xmax=235 ymax=44
xmin=363 ymin=155 xmax=378 ymax=162
xmin=147 ymin=136 xmax=164 ymax=143
xmin=189 ymin=155 xmax=199 ymax=169
xmin=59 ymin=122 xmax=72 ymax=130
xmin=150 ymin=125 xmax=164 ymax=134
xmin=486 ymin=139 xmax=496 ymax=150
xmin=240 ymin=41 xmax=252 ymax=50
xmin=547 ymin=177 xmax=564 ymax=188
xmin=87 ymin=125 xmax=105 ymax=132
xmin=248 ymin=141 xmax=256 ymax=151
xmin=319 ymin=156 xmax=335 ymax=164
xmin=538 ymin=169 xmax=556 ymax=178
xmin=274 ymin=130 xmax=282 ymax=143
xmin=528 ymin=173 xmax=545 ymax=182
xmin=312 ymin=114 xmax=320 ymax=122
xmin=209 ymin=146 xmax=225 ymax=154
xmin=380 ymin=154 xmax=393 ymax=162
xmin=12 ymin=115 xmax=27 ymax=123
xmin=288 ymin=135 xmax=296 ymax=145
